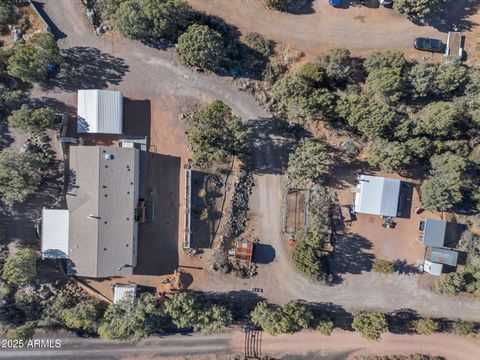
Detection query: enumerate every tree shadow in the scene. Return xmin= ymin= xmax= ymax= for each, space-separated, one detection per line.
xmin=29 ymin=97 xmax=76 ymax=117
xmin=421 ymin=0 xmax=480 ymax=32
xmin=31 ymin=1 xmax=67 ymax=39
xmin=51 ymin=47 xmax=129 ymax=92
xmin=287 ymin=0 xmax=316 ymax=15
xmin=392 ymin=259 xmax=416 ymax=275
xmin=328 ymin=234 xmax=374 ymax=276
xmin=387 ymin=308 xmax=419 ymax=334
xmin=246 ymin=117 xmax=297 ymax=175
xmin=253 ymin=244 xmax=276 ymax=264
xmin=301 ymin=301 xmax=353 ymax=330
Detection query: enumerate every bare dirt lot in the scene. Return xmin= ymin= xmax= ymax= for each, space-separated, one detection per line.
xmin=187 ymin=0 xmax=480 ymax=64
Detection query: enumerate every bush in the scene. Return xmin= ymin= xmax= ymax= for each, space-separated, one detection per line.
xmin=420 ymin=176 xmax=463 ymax=212
xmin=164 ymin=293 xmax=232 ymax=335
xmin=186 ymin=100 xmax=250 ymax=165
xmin=393 ymin=0 xmax=442 ymax=19
xmin=7 ymin=32 xmax=63 ymax=83
xmin=178 ymin=24 xmax=226 ymax=70
xmin=0 ymin=1 xmax=17 ymax=25
xmin=143 ymin=0 xmax=192 ymax=41
xmin=316 ymin=319 xmax=334 ymax=336
xmin=7 ymin=323 xmax=34 ymax=342
xmin=243 ymin=32 xmax=274 ymax=57
xmin=0 ymin=149 xmax=47 ymax=206
xmin=8 ymin=105 xmax=56 ymax=135
xmin=452 ymin=320 xmax=475 ymax=336
xmin=292 ymin=231 xmax=331 ymax=282
xmin=437 ymin=272 xmax=466 ymax=295
xmin=98 ymin=293 xmax=165 ymax=341
xmin=287 ymin=138 xmax=331 ymax=186
xmin=411 ymin=318 xmax=439 ymax=335
xmin=315 ymin=48 xmax=351 ymax=83
xmin=2 ymin=249 xmax=37 ymax=285
xmin=61 ymin=300 xmax=105 ymax=333
xmin=365 ymin=67 xmax=404 ymax=103
xmin=114 ymin=0 xmax=150 ymax=40
xmin=367 ymin=139 xmax=411 ymax=173
xmin=297 ymin=62 xmax=325 ymax=86
xmin=372 ymin=259 xmax=394 ymax=275
xmin=264 ymin=0 xmax=288 ymax=11
xmin=262 ymin=61 xmax=288 ymax=85
xmin=363 ymin=51 xmax=405 ymax=73
xmin=250 ymin=301 xmax=314 ymax=335
xmin=351 ymin=312 xmax=388 ymax=341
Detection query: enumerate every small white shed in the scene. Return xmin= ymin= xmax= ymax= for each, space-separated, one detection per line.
xmin=77 ymin=90 xmax=123 ymax=134
xmin=41 ymin=208 xmax=69 ymax=259
xmin=113 ymin=284 xmax=137 ymax=304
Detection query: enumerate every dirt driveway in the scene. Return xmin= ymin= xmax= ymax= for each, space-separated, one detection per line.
xmin=188 ymin=0 xmax=479 ymax=61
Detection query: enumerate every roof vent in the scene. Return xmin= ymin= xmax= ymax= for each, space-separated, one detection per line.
xmin=105 ymin=154 xmax=114 ymax=160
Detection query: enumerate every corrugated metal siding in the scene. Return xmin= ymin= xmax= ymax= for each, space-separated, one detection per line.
xmin=77 ymin=90 xmax=123 ymax=134
xmin=41 ymin=209 xmax=69 ymax=259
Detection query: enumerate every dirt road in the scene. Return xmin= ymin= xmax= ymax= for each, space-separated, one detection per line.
xmin=187 ymin=0 xmax=445 ymax=57
xmin=38 ymin=0 xmax=480 ymax=321
xmin=1 ymin=330 xmax=480 ymax=359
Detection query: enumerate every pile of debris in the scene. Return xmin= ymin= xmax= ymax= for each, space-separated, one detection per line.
xmin=223 ymin=170 xmax=254 ymax=240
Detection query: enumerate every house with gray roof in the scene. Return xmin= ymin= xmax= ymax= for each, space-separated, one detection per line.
xmin=41 ymin=145 xmax=140 ymax=278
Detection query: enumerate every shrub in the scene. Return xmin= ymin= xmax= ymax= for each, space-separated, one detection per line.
xmin=363 ymin=51 xmax=405 ymax=73
xmin=372 ymin=259 xmax=394 ymax=275
xmin=315 ymin=48 xmax=351 ymax=83
xmin=0 ymin=149 xmax=47 ymax=206
xmin=143 ymin=0 xmax=192 ymax=41
xmin=452 ymin=320 xmax=475 ymax=336
xmin=437 ymin=272 xmax=466 ymax=295
xmin=411 ymin=318 xmax=439 ymax=335
xmin=114 ymin=0 xmax=150 ymax=40
xmin=250 ymin=301 xmax=314 ymax=336
xmin=186 ymin=100 xmax=250 ymax=165
xmin=243 ymin=32 xmax=274 ymax=57
xmin=61 ymin=300 xmax=105 ymax=333
xmin=292 ymin=231 xmax=331 ymax=282
xmin=287 ymin=138 xmax=331 ymax=186
xmin=7 ymin=32 xmax=63 ymax=83
xmin=2 ymin=249 xmax=37 ymax=285
xmin=351 ymin=312 xmax=388 ymax=341
xmin=393 ymin=0 xmax=442 ymax=19
xmin=316 ymin=319 xmax=334 ymax=336
xmin=8 ymin=105 xmax=56 ymax=135
xmin=262 ymin=61 xmax=288 ymax=85
xmin=7 ymin=323 xmax=34 ymax=342
xmin=178 ymin=24 xmax=226 ymax=70
xmin=264 ymin=0 xmax=288 ymax=11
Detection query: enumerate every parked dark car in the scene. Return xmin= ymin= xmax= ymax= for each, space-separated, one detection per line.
xmin=413 ymin=37 xmax=446 ymax=53
xmin=47 ymin=63 xmax=60 ymax=78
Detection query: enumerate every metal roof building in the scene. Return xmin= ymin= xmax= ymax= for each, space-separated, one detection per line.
xmin=429 ymin=247 xmax=459 ymax=267
xmin=113 ymin=284 xmax=137 ymax=304
xmin=353 ymin=175 xmax=401 ymax=217
xmin=77 ymin=90 xmax=123 ymax=134
xmin=67 ymin=145 xmax=140 ymax=278
xmin=41 ymin=209 xmax=69 ymax=259
xmin=422 ymin=219 xmax=447 ymax=247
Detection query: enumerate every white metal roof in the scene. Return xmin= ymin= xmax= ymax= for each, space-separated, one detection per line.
xmin=113 ymin=284 xmax=137 ymax=304
xmin=424 ymin=260 xmax=443 ymax=276
xmin=77 ymin=90 xmax=123 ymax=134
xmin=354 ymin=175 xmax=401 ymax=217
xmin=41 ymin=209 xmax=69 ymax=259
